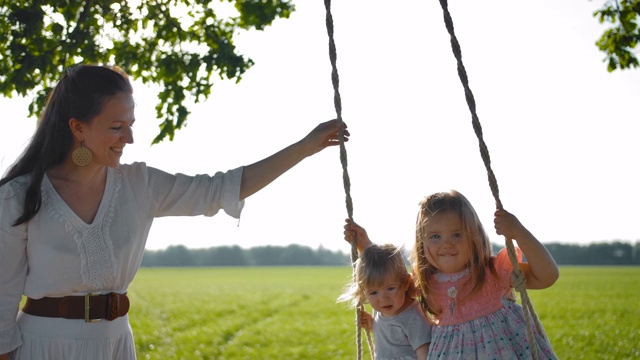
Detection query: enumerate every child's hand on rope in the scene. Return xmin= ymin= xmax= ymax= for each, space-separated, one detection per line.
xmin=359 ymin=309 xmax=374 ymax=332
xmin=343 ymin=219 xmax=373 ymax=253
xmin=495 ymin=210 xmax=559 ymax=289
xmin=494 ymin=209 xmax=529 ymax=241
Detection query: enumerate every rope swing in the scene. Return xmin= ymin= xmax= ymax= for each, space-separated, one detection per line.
xmin=323 ymin=1 xmax=375 ymax=359
xmin=437 ymin=1 xmax=547 ymax=358
xmin=324 ymin=1 xmax=547 ymax=359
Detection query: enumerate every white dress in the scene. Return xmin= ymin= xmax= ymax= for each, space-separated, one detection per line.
xmin=0 ymin=162 xmax=244 ymax=359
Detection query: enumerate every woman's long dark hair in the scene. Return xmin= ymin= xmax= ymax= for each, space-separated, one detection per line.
xmin=0 ymin=64 xmax=133 ymax=225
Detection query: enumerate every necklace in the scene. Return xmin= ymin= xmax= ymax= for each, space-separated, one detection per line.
xmin=448 ymin=286 xmax=458 ymax=315
xmin=434 ymin=268 xmax=469 ymax=316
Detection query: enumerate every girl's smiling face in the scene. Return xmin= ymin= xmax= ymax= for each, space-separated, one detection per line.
xmin=422 ymin=211 xmax=471 ymax=274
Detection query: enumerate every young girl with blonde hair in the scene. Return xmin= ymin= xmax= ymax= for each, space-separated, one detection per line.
xmin=339 ymin=243 xmax=431 ymax=360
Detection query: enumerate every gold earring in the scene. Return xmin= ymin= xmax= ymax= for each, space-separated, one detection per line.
xmin=72 ymin=141 xmax=93 ymax=167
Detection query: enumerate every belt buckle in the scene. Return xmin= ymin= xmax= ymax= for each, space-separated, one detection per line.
xmin=84 ymin=292 xmax=102 ymax=323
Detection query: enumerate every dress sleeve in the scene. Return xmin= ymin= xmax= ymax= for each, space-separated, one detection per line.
xmin=0 ymin=182 xmax=27 ymax=353
xmin=131 ymin=163 xmax=245 ymax=219
xmin=494 ymin=246 xmax=524 ymax=287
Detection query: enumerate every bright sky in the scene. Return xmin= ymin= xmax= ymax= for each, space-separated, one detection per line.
xmin=1 ymin=1 xmax=639 ymax=254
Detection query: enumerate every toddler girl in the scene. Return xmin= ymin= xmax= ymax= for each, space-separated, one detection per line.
xmin=339 ymin=243 xmax=431 ymax=360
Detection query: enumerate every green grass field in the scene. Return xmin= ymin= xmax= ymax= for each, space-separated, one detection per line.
xmin=128 ymin=266 xmax=640 ymax=359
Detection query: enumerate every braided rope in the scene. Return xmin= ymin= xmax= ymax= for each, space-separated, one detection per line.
xmin=437 ymin=1 xmax=545 ymax=358
xmin=323 ymin=1 xmax=374 ymax=359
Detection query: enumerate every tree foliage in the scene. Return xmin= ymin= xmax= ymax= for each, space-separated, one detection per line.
xmin=0 ymin=0 xmax=294 ymax=143
xmin=593 ymin=0 xmax=640 ymax=71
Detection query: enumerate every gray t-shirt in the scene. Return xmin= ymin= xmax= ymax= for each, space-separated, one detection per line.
xmin=373 ymin=300 xmax=432 ymax=360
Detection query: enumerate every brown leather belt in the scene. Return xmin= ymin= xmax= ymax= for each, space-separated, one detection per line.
xmin=22 ymin=292 xmax=129 ymax=322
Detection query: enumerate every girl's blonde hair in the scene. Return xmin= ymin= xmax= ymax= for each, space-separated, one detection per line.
xmin=410 ymin=190 xmax=495 ymax=318
xmin=339 ymin=244 xmax=414 ymax=308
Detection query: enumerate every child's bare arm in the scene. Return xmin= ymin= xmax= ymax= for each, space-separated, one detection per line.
xmin=494 ymin=209 xmax=559 ymax=289
xmin=416 ymin=343 xmax=429 ymax=360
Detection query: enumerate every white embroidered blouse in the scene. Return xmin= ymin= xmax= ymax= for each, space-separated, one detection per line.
xmin=0 ymin=162 xmax=244 ymax=353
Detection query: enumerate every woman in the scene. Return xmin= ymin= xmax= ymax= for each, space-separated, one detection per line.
xmin=0 ymin=64 xmax=348 ymax=359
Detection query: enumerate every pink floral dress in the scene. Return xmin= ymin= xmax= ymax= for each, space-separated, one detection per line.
xmin=426 ymin=248 xmax=557 ymax=359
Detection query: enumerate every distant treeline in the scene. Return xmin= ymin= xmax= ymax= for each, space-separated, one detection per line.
xmin=141 ymin=244 xmax=350 ymax=267
xmin=544 ymin=241 xmax=640 ymax=265
xmin=141 ymin=241 xmax=640 ymax=267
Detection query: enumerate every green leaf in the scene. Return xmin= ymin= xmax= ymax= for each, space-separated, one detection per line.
xmin=593 ymin=0 xmax=640 ymax=72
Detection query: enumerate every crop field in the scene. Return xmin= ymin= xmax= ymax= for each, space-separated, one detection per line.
xmin=128 ymin=266 xmax=639 ymax=359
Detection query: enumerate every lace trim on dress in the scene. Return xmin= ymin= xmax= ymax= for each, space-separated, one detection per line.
xmin=434 ymin=268 xmax=470 ymax=283
xmin=43 ymin=170 xmax=121 ymax=289
xmin=101 ymin=168 xmax=121 ymax=284
xmin=42 ymin=183 xmax=90 ymax=284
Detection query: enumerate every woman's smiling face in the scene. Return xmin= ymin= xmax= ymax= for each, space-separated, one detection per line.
xmin=80 ymin=92 xmax=135 ymax=168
